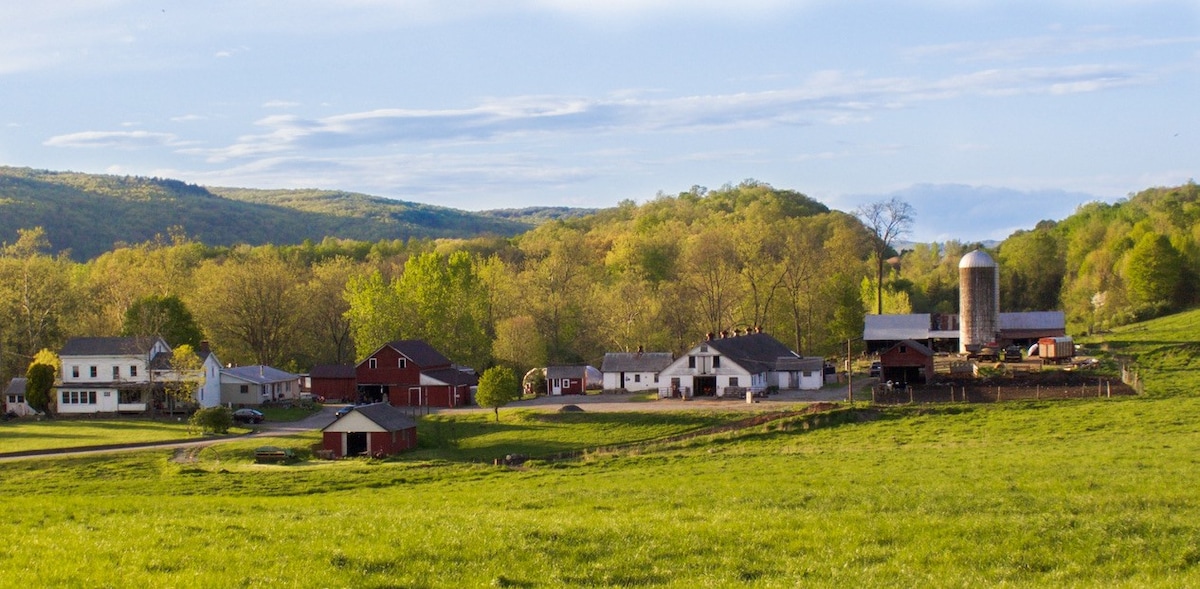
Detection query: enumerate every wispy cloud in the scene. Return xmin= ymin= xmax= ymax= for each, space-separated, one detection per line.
xmin=44 ymin=130 xmax=184 ymax=149
xmin=906 ymin=34 xmax=1200 ymax=63
xmin=187 ymin=62 xmax=1149 ymax=162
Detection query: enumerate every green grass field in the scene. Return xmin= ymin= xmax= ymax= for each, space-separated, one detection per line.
xmin=0 ymin=419 xmax=198 ymax=454
xmin=1082 ymin=307 xmax=1200 ymax=397
xmin=2 ymin=396 xmax=1198 ymax=587
xmin=0 ymin=309 xmax=1197 ymax=586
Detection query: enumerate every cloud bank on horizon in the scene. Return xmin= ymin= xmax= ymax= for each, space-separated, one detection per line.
xmin=0 ymin=1 xmax=1196 ymax=242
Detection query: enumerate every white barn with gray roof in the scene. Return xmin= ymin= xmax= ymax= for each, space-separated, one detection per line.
xmin=600 ymin=351 xmax=674 ymax=392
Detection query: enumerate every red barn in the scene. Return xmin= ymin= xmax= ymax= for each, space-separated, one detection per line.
xmin=356 ymin=340 xmax=478 ymax=408
xmin=321 ymin=403 xmax=417 ymax=458
xmin=309 ymin=364 xmax=357 ymax=402
xmin=878 ymin=339 xmax=935 ymax=385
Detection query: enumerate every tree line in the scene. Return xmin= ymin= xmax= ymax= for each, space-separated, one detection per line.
xmin=2 ymin=179 xmax=1196 ymax=390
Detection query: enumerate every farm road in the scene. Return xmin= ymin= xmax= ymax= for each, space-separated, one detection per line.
xmin=0 ymin=383 xmax=871 ymax=462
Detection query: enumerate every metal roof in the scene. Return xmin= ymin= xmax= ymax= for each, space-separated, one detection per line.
xmin=600 ymin=352 xmax=674 ymax=373
xmin=310 ymin=364 xmax=357 ymax=379
xmin=999 ymin=311 xmax=1066 ymax=331
xmin=705 ymin=333 xmax=798 ymax=374
xmin=323 ymin=402 xmax=417 ymax=433
xmin=863 ymin=314 xmax=935 ymax=341
xmin=959 ymin=249 xmax=997 ymax=269
xmin=60 ymin=336 xmax=166 ymax=357
xmin=222 ymin=365 xmax=299 ymax=384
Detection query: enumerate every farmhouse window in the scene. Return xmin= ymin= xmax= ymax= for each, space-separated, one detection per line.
xmin=118 ymin=390 xmax=140 ymax=404
xmin=398 ymin=358 xmax=407 ymax=368
xmin=89 ymin=366 xmax=98 ymax=378
xmin=713 ymin=356 xmax=721 ymax=368
xmin=634 ymin=374 xmax=641 ymax=383
xmin=688 ymin=356 xmax=696 ymax=368
xmin=240 ymin=385 xmax=249 ymax=394
xmin=729 ymin=377 xmax=739 ymax=387
xmin=113 ymin=366 xmax=120 ymax=379
xmin=72 ymin=366 xmax=79 ymax=378
xmin=130 ymin=365 xmax=138 ymax=377
xmin=899 ymin=345 xmax=907 ymax=353
xmin=369 ymin=358 xmax=377 ymax=369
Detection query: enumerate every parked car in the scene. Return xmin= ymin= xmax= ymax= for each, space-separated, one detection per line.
xmin=334 ymin=405 xmax=355 ymax=418
xmin=869 ymin=361 xmax=882 ymax=377
xmin=232 ymin=408 xmax=264 ymax=424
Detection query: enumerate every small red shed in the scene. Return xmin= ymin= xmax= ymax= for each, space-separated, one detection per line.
xmin=309 ymin=364 xmax=358 ymax=402
xmin=321 ymin=403 xmax=418 ymax=458
xmin=878 ymin=339 xmax=935 ymax=385
xmin=546 ymin=365 xmax=588 ymax=395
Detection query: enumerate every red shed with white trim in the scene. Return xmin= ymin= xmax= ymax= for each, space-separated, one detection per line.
xmin=321 ymin=403 xmax=418 ymax=458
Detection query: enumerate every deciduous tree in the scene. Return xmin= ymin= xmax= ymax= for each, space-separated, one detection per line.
xmin=476 ymin=366 xmax=520 ymax=422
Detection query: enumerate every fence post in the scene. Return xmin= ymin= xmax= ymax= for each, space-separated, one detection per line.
xmin=996 ymin=386 xmax=1001 ymax=403
xmin=1036 ymin=384 xmax=1040 ymax=400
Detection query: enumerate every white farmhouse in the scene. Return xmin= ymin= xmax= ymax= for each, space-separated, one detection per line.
xmin=57 ymin=336 xmax=173 ymax=414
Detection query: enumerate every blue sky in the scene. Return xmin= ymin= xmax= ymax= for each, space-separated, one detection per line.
xmin=1 ymin=1 xmax=1197 ymax=242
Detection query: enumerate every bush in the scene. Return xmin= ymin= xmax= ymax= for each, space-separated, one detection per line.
xmin=190 ymin=406 xmax=234 ymax=434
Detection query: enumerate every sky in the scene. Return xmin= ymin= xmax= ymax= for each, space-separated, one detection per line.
xmin=1 ymin=1 xmax=1197 ymax=243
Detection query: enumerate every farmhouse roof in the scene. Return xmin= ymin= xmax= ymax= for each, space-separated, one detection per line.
xmin=60 ymin=336 xmax=167 ymax=357
xmin=705 ymin=332 xmax=798 ymax=373
xmin=310 ymin=364 xmax=357 ymax=379
xmin=600 ymin=352 xmax=674 ymax=373
xmin=222 ymin=365 xmax=299 ymax=384
xmin=4 ymin=377 xmax=26 ymax=396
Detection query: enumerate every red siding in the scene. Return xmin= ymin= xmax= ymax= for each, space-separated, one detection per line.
xmin=323 ymin=428 xmax=417 ymax=458
xmin=312 ymin=378 xmax=357 ymax=402
xmin=357 ymin=346 xmax=428 ymax=386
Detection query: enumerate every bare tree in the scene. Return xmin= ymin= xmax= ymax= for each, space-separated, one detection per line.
xmin=856 ymin=197 xmax=915 ymax=315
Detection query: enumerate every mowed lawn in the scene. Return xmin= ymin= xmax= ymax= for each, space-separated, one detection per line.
xmin=0 ymin=419 xmax=198 ymax=454
xmin=1 ymin=396 xmax=1198 ymax=587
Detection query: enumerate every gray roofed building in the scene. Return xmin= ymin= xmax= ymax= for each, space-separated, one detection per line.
xmin=705 ymin=332 xmax=799 ymax=374
xmin=326 ymin=402 xmax=418 ymax=433
xmin=600 ymin=352 xmax=674 ymax=373
xmin=61 ymin=336 xmax=168 ymax=357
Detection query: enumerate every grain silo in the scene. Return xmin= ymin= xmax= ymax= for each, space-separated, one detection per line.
xmin=959 ymin=249 xmax=999 ymax=353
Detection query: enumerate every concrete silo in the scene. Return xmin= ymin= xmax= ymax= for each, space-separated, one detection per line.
xmin=959 ymin=249 xmax=999 ymax=353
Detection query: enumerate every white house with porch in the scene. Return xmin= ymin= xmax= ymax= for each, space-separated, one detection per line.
xmin=56 ymin=336 xmax=173 ymax=414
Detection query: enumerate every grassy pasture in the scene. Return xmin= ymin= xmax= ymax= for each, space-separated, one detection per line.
xmin=2 ymin=397 xmax=1199 ymax=587
xmin=1083 ymin=306 xmax=1200 ymax=397
xmin=0 ymin=419 xmax=198 ymax=454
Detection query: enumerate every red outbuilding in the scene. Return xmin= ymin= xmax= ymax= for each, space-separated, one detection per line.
xmin=355 ymin=340 xmax=478 ymax=408
xmin=309 ymin=364 xmax=358 ymax=402
xmin=878 ymin=339 xmax=936 ymax=385
xmin=321 ymin=402 xmax=418 ymax=458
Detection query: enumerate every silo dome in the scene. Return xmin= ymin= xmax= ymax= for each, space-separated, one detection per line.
xmin=959 ymin=249 xmax=1000 ymax=353
xmin=959 ymin=249 xmax=998 ymax=269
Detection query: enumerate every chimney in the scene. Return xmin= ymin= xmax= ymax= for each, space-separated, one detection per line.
xmin=706 ymin=332 xmax=714 ymax=341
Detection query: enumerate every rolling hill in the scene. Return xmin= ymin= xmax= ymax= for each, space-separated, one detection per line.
xmin=0 ymin=167 xmax=542 ymax=259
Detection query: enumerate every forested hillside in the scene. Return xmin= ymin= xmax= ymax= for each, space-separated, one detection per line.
xmin=889 ymin=182 xmax=1200 ymax=333
xmin=0 ymin=181 xmax=876 ymax=386
xmin=2 ymin=171 xmax=1196 ymax=391
xmin=0 ymin=167 xmax=532 ymax=260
